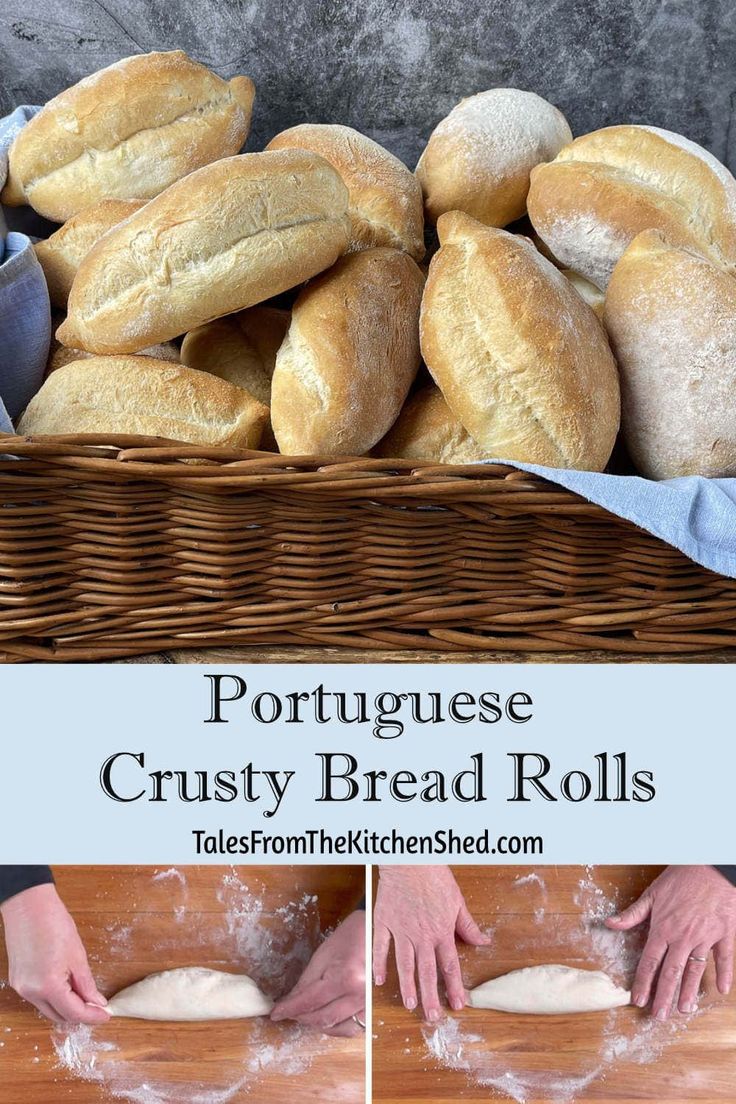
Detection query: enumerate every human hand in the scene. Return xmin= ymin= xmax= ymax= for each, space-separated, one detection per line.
xmin=270 ymin=910 xmax=365 ymax=1037
xmin=1 ymin=883 xmax=109 ymax=1025
xmin=373 ymin=865 xmax=491 ymax=1021
xmin=605 ymin=865 xmax=736 ymax=1019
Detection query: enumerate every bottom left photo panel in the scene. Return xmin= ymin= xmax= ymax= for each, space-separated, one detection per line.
xmin=0 ymin=865 xmax=367 ymax=1103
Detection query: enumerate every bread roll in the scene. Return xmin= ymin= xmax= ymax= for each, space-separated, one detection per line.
xmin=416 ymin=88 xmax=572 ymax=228
xmin=2 ymin=51 xmax=255 ymax=222
xmin=528 ymin=125 xmax=736 ymax=289
xmin=57 ymin=151 xmax=350 ymax=354
xmin=420 ymin=211 xmax=620 ymax=471
xmin=271 ymin=248 xmax=424 ymax=455
xmin=180 ymin=306 xmax=289 ymax=404
xmin=605 ymin=230 xmax=736 ymax=479
xmin=267 ymin=124 xmax=424 ymax=260
xmin=47 ymin=337 xmax=179 ymax=374
xmin=34 ymin=200 xmax=144 ymax=308
xmin=562 ymin=270 xmax=605 ymax=318
xmin=19 ymin=357 xmax=268 ymax=448
xmin=376 ymin=385 xmax=489 ymax=463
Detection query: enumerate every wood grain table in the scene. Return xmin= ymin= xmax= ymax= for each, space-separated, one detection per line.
xmin=119 ymin=646 xmax=736 ymax=665
xmin=0 ymin=865 xmax=365 ymax=1104
xmin=372 ymin=865 xmax=736 ymax=1103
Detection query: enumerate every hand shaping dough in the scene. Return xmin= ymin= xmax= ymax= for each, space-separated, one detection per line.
xmin=107 ymin=967 xmax=274 ymax=1021
xmin=468 ymin=965 xmax=631 ymax=1015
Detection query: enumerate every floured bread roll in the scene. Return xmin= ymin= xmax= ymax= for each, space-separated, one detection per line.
xmin=58 ymin=151 xmax=349 ymax=354
xmin=420 ymin=211 xmax=620 ymax=470
xmin=605 ymin=230 xmax=736 ymax=479
xmin=35 ymin=200 xmax=144 ymax=309
xmin=271 ymin=248 xmax=424 ymax=455
xmin=107 ymin=967 xmax=273 ymax=1021
xmin=376 ymin=385 xmax=490 ymax=463
xmin=19 ymin=357 xmax=268 ymax=449
xmin=267 ymin=123 xmax=424 ymax=260
xmin=528 ymin=125 xmax=736 ymax=289
xmin=416 ymin=88 xmax=572 ymax=228
xmin=47 ymin=338 xmax=179 ymax=375
xmin=468 ymin=965 xmax=630 ymax=1015
xmin=2 ymin=51 xmax=255 ymax=222
xmin=181 ymin=306 xmax=290 ymax=405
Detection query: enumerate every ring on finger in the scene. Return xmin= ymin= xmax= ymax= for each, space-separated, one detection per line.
xmin=687 ymin=955 xmax=708 ymax=963
xmin=352 ymin=1014 xmax=366 ymax=1029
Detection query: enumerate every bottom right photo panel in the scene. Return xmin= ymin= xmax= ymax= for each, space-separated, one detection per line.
xmin=372 ymin=865 xmax=736 ymax=1103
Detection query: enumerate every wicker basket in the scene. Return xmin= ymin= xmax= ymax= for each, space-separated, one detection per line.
xmin=1 ymin=432 xmax=736 ymax=660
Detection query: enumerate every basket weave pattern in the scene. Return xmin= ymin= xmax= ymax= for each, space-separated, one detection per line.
xmin=1 ymin=434 xmax=735 ymax=660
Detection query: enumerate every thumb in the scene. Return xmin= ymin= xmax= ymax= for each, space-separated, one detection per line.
xmin=71 ymin=964 xmax=108 ymax=1009
xmin=605 ymin=892 xmax=652 ymax=931
xmin=456 ymin=903 xmax=492 ymax=946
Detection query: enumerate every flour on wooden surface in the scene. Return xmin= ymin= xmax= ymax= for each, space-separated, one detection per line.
xmin=53 ymin=868 xmax=328 ymax=1104
xmin=420 ymin=866 xmax=703 ymax=1102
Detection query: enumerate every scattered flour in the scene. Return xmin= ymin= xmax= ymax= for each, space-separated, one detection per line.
xmin=421 ymin=866 xmax=704 ymax=1102
xmin=53 ymin=868 xmax=334 ymax=1104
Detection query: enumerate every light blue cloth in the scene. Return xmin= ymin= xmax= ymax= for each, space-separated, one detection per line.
xmin=0 ymin=107 xmax=735 ymax=579
xmin=1 ymin=105 xmax=50 ymax=432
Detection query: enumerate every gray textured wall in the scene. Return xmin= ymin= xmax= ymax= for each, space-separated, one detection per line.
xmin=1 ymin=0 xmax=735 ymax=171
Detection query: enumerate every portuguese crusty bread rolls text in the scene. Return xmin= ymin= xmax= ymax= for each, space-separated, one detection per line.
xmin=528 ymin=125 xmax=736 ymax=289
xmin=57 ymin=150 xmax=350 ymax=354
xmin=2 ymin=51 xmax=255 ymax=222
xmin=605 ymin=230 xmax=736 ymax=479
xmin=271 ymin=248 xmax=424 ymax=455
xmin=419 ymin=211 xmax=620 ymax=471
xmin=416 ymin=88 xmax=572 ymax=227
xmin=18 ymin=357 xmax=268 ymax=448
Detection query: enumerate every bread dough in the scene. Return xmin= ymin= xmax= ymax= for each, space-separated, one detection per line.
xmin=467 ymin=965 xmax=631 ymax=1014
xmin=107 ymin=967 xmax=274 ymax=1021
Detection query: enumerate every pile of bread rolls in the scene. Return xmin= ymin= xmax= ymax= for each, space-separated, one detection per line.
xmin=6 ymin=50 xmax=736 ymax=480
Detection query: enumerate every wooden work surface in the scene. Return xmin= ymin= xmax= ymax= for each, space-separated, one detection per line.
xmin=372 ymin=865 xmax=736 ymax=1103
xmin=121 ymin=646 xmax=736 ymax=664
xmin=0 ymin=866 xmax=365 ymax=1104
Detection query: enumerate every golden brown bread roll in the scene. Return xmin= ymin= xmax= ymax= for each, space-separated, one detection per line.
xmin=19 ymin=357 xmax=268 ymax=448
xmin=528 ymin=125 xmax=736 ymax=289
xmin=57 ymin=151 xmax=350 ymax=355
xmin=376 ymin=385 xmax=490 ymax=463
xmin=605 ymin=230 xmax=736 ymax=479
xmin=34 ymin=200 xmax=144 ymax=308
xmin=267 ymin=123 xmax=424 ymax=260
xmin=180 ymin=306 xmax=290 ymax=404
xmin=2 ymin=51 xmax=255 ymax=222
xmin=416 ymin=88 xmax=572 ymax=228
xmin=420 ymin=211 xmax=620 ymax=471
xmin=271 ymin=248 xmax=424 ymax=455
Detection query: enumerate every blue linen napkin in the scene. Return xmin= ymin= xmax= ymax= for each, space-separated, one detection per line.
xmin=1 ymin=105 xmax=50 ymax=432
xmin=1 ymin=106 xmax=735 ymax=578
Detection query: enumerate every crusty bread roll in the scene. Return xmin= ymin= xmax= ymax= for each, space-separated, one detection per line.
xmin=416 ymin=88 xmax=572 ymax=228
xmin=19 ymin=357 xmax=268 ymax=448
xmin=47 ymin=337 xmax=179 ymax=375
xmin=420 ymin=212 xmax=620 ymax=471
xmin=376 ymin=385 xmax=489 ymax=463
xmin=271 ymin=248 xmax=424 ymax=455
xmin=267 ymin=124 xmax=424 ymax=260
xmin=2 ymin=51 xmax=255 ymax=222
xmin=57 ymin=151 xmax=350 ymax=354
xmin=528 ymin=125 xmax=736 ymax=289
xmin=562 ymin=269 xmax=605 ymax=318
xmin=180 ymin=306 xmax=289 ymax=404
xmin=605 ymin=230 xmax=736 ymax=479
xmin=34 ymin=200 xmax=144 ymax=308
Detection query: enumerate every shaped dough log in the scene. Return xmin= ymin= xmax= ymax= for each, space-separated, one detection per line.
xmin=467 ymin=965 xmax=630 ymax=1014
xmin=107 ymin=967 xmax=274 ymax=1021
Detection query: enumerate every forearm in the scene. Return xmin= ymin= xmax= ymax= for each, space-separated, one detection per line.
xmin=0 ymin=866 xmax=54 ymax=907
